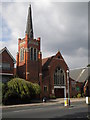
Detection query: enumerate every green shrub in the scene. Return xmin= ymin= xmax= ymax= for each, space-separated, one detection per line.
xmin=2 ymin=78 xmax=41 ymax=105
xmin=3 ymin=89 xmax=21 ymax=105
xmin=73 ymin=96 xmax=76 ymax=98
xmin=50 ymin=95 xmax=56 ymax=99
xmin=33 ymin=83 xmax=41 ymax=95
xmin=77 ymin=93 xmax=81 ymax=98
xmin=82 ymin=93 xmax=85 ymax=97
xmin=2 ymin=83 xmax=8 ymax=102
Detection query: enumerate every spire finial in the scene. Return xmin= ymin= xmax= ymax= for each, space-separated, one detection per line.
xmin=29 ymin=4 xmax=31 ymax=7
xmin=25 ymin=4 xmax=34 ymax=39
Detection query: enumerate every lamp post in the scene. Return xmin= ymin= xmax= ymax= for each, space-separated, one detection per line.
xmin=48 ymin=66 xmax=51 ymax=97
xmin=67 ymin=69 xmax=70 ymax=106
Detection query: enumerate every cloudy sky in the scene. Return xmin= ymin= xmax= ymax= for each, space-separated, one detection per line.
xmin=0 ymin=1 xmax=88 ymax=69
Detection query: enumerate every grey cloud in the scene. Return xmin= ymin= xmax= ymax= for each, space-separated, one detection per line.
xmin=1 ymin=2 xmax=88 ymax=69
xmin=33 ymin=3 xmax=88 ymax=55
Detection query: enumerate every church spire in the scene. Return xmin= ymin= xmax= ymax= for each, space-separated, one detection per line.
xmin=25 ymin=4 xmax=33 ymax=39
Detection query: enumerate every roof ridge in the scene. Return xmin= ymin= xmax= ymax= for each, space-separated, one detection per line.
xmin=42 ymin=56 xmax=51 ymax=60
xmin=70 ymin=67 xmax=87 ymax=71
xmin=0 ymin=47 xmax=7 ymax=54
xmin=76 ymin=69 xmax=86 ymax=81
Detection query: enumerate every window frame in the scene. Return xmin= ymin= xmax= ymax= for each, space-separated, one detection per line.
xmin=44 ymin=86 xmax=48 ymax=93
xmin=54 ymin=67 xmax=65 ymax=86
xmin=1 ymin=62 xmax=10 ymax=70
xmin=34 ymin=48 xmax=36 ymax=61
xmin=20 ymin=47 xmax=24 ymax=62
xmin=30 ymin=47 xmax=33 ymax=60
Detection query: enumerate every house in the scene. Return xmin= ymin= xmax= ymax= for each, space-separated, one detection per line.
xmin=70 ymin=67 xmax=89 ymax=97
xmin=0 ymin=47 xmax=16 ymax=83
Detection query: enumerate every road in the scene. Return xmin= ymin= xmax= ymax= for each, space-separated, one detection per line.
xmin=2 ymin=101 xmax=89 ymax=119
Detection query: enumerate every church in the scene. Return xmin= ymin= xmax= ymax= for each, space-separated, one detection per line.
xmin=16 ymin=5 xmax=71 ymax=99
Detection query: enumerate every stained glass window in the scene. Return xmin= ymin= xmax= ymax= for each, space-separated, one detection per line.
xmin=54 ymin=67 xmax=64 ymax=86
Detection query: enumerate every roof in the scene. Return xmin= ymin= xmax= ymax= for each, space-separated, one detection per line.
xmin=42 ymin=51 xmax=68 ymax=70
xmin=42 ymin=56 xmax=54 ymax=70
xmin=70 ymin=67 xmax=90 ymax=82
xmin=42 ymin=57 xmax=51 ymax=66
xmin=0 ymin=47 xmax=16 ymax=63
xmin=0 ymin=73 xmax=13 ymax=76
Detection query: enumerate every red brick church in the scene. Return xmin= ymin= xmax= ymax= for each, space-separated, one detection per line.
xmin=16 ymin=5 xmax=71 ymax=98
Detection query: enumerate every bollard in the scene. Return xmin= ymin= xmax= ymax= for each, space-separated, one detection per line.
xmin=68 ymin=98 xmax=70 ymax=106
xmin=86 ymin=97 xmax=90 ymax=104
xmin=64 ymin=98 xmax=68 ymax=106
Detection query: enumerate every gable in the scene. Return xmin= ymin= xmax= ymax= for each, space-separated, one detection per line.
xmin=42 ymin=51 xmax=68 ymax=71
xmin=52 ymin=51 xmax=68 ymax=69
xmin=0 ymin=47 xmax=16 ymax=63
xmin=54 ymin=51 xmax=65 ymax=60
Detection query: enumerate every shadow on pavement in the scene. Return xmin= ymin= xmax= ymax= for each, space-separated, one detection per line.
xmin=53 ymin=112 xmax=90 ymax=120
xmin=1 ymin=112 xmax=90 ymax=120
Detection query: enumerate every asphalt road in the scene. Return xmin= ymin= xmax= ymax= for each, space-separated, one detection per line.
xmin=2 ymin=101 xmax=89 ymax=119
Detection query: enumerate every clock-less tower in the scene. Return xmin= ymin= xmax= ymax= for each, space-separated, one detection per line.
xmin=16 ymin=5 xmax=42 ymax=88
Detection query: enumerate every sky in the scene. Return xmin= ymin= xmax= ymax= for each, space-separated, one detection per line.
xmin=0 ymin=1 xmax=88 ymax=69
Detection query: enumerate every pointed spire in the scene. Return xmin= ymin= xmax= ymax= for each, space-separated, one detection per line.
xmin=25 ymin=4 xmax=34 ymax=39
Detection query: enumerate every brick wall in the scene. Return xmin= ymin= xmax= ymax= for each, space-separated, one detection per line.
xmin=17 ymin=36 xmax=42 ymax=85
xmin=42 ymin=51 xmax=69 ymax=98
xmin=1 ymin=50 xmax=14 ymax=74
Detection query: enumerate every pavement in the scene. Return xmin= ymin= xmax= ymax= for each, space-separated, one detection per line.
xmin=0 ymin=97 xmax=86 ymax=109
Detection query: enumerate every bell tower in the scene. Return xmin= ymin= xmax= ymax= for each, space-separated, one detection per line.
xmin=16 ymin=5 xmax=42 ymax=87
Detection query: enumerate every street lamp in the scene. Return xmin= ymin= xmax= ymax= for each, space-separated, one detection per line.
xmin=48 ymin=66 xmax=51 ymax=97
xmin=67 ymin=69 xmax=70 ymax=106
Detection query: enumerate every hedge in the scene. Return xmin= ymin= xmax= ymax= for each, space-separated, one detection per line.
xmin=2 ymin=78 xmax=41 ymax=105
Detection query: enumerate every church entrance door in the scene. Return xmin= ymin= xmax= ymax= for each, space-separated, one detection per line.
xmin=54 ymin=88 xmax=64 ymax=98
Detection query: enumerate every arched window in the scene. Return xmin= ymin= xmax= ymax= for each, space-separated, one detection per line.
xmin=30 ymin=48 xmax=33 ymax=60
xmin=20 ymin=48 xmax=24 ymax=61
xmin=54 ymin=67 xmax=64 ymax=86
xmin=20 ymin=48 xmax=22 ymax=61
xmin=22 ymin=48 xmax=24 ymax=60
xmin=34 ymin=48 xmax=36 ymax=60
xmin=30 ymin=48 xmax=37 ymax=61
xmin=34 ymin=48 xmax=37 ymax=61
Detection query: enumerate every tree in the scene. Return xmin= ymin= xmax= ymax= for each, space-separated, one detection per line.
xmin=2 ymin=78 xmax=41 ymax=105
xmin=87 ymin=64 xmax=90 ymax=67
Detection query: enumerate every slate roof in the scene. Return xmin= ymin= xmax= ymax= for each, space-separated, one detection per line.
xmin=70 ymin=67 xmax=90 ymax=83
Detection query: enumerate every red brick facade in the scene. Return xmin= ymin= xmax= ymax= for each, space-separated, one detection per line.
xmin=16 ymin=5 xmax=71 ymax=98
xmin=42 ymin=52 xmax=70 ymax=98
xmin=0 ymin=47 xmax=16 ymax=82
xmin=70 ymin=78 xmax=83 ymax=97
xmin=16 ymin=36 xmax=42 ymax=83
xmin=17 ymin=40 xmax=70 ymax=98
